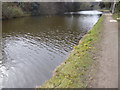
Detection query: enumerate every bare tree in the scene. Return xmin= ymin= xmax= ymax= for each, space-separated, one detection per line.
xmin=111 ymin=0 xmax=117 ymax=13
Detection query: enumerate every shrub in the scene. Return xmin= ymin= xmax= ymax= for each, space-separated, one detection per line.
xmin=2 ymin=3 xmax=24 ymax=19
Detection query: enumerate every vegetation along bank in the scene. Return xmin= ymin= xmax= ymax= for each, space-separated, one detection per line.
xmin=112 ymin=1 xmax=120 ymax=21
xmin=2 ymin=2 xmax=110 ymax=20
xmin=38 ymin=15 xmax=103 ymax=88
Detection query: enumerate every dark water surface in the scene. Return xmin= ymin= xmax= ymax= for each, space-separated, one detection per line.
xmin=1 ymin=13 xmax=100 ymax=88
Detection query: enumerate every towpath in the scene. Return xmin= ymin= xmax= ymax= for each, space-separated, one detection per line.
xmin=92 ymin=13 xmax=118 ymax=88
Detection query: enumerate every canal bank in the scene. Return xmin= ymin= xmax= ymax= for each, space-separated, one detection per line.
xmin=40 ymin=15 xmax=103 ymax=88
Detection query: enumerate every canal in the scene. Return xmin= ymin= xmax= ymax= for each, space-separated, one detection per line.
xmin=1 ymin=11 xmax=101 ymax=88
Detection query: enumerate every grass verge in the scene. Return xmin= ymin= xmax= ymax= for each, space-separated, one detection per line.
xmin=38 ymin=15 xmax=103 ymax=88
xmin=98 ymin=9 xmax=110 ymax=13
xmin=112 ymin=13 xmax=120 ymax=21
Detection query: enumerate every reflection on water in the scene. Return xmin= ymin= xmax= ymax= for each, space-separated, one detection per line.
xmin=1 ymin=14 xmax=100 ymax=88
xmin=77 ymin=10 xmax=102 ymax=15
xmin=65 ymin=10 xmax=102 ymax=15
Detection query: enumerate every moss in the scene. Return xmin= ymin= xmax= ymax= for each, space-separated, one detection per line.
xmin=37 ymin=16 xmax=103 ymax=88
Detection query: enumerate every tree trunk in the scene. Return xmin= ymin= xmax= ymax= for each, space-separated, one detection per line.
xmin=112 ymin=2 xmax=116 ymax=13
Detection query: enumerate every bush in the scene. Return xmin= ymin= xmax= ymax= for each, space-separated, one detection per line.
xmin=2 ymin=3 xmax=24 ymax=19
xmin=115 ymin=1 xmax=120 ymax=12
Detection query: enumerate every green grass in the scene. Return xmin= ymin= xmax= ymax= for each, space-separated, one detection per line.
xmin=112 ymin=13 xmax=120 ymax=21
xmin=38 ymin=16 xmax=103 ymax=88
xmin=98 ymin=9 xmax=110 ymax=12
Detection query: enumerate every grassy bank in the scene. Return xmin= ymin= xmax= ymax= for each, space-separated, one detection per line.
xmin=39 ymin=16 xmax=103 ymax=88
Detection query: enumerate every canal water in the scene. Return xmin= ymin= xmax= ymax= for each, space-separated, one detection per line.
xmin=1 ymin=11 xmax=101 ymax=88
